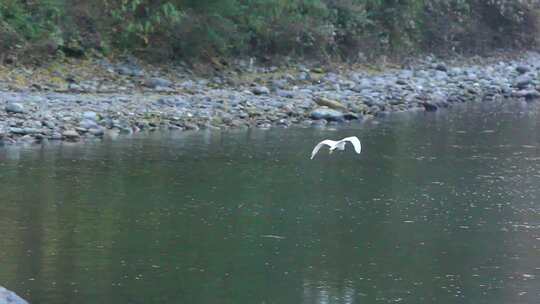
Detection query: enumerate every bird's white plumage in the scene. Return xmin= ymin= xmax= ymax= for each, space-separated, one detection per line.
xmin=310 ymin=136 xmax=362 ymax=159
xmin=341 ymin=136 xmax=362 ymax=153
xmin=310 ymin=140 xmax=338 ymax=159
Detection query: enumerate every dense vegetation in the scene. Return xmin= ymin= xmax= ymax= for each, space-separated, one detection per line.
xmin=0 ymin=0 xmax=539 ymax=63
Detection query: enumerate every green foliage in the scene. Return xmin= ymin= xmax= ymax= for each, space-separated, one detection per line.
xmin=0 ymin=0 xmax=538 ymax=61
xmin=0 ymin=0 xmax=63 ymax=40
xmin=238 ymin=0 xmax=333 ymax=55
xmin=108 ymin=0 xmax=184 ymax=48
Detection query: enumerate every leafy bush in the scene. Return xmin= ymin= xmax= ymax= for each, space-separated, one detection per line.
xmin=0 ymin=0 xmax=63 ymax=40
xmin=108 ymin=1 xmax=184 ymax=48
xmin=0 ymin=0 xmax=538 ymax=62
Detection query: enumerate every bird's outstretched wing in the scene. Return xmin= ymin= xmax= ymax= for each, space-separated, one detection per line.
xmin=341 ymin=136 xmax=362 ymax=154
xmin=311 ymin=140 xmax=336 ymax=159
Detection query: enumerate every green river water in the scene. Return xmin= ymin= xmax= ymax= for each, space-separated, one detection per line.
xmin=1 ymin=101 xmax=539 ymax=303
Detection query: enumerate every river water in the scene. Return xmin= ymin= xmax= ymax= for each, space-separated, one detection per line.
xmin=1 ymin=101 xmax=539 ymax=304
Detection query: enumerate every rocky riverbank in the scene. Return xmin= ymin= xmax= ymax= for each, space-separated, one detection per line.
xmin=1 ymin=52 xmax=540 ymax=145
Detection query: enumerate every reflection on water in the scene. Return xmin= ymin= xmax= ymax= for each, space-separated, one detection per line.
xmin=1 ymin=101 xmax=539 ymax=304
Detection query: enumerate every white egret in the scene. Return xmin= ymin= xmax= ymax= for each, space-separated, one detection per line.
xmin=310 ymin=136 xmax=362 ymax=159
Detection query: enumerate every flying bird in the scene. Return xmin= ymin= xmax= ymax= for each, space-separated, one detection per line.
xmin=310 ymin=136 xmax=362 ymax=159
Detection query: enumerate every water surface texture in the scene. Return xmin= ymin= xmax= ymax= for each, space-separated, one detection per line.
xmin=1 ymin=102 xmax=540 ymax=304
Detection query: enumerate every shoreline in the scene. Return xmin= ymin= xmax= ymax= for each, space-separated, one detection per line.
xmin=1 ymin=51 xmax=540 ymax=146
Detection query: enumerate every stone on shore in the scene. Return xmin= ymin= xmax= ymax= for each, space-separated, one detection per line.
xmin=62 ymin=130 xmax=81 ymax=141
xmin=79 ymin=119 xmax=99 ymax=130
xmin=252 ymin=86 xmax=270 ymax=95
xmin=421 ymin=101 xmax=438 ymax=112
xmin=515 ymin=75 xmax=533 ymax=89
xmin=516 ymin=65 xmax=530 ymax=74
xmin=514 ymin=89 xmax=540 ymax=100
xmin=313 ymin=96 xmax=347 ymax=111
xmin=435 ymin=63 xmax=448 ymax=72
xmin=5 ymin=103 xmax=25 ymax=114
xmin=310 ymin=107 xmax=345 ymax=122
xmin=82 ymin=111 xmax=99 ymax=121
xmin=145 ymin=77 xmax=172 ymax=88
xmin=2 ymin=52 xmax=540 ymax=145
xmin=116 ymin=64 xmax=144 ymax=77
xmin=89 ymin=128 xmax=105 ymax=136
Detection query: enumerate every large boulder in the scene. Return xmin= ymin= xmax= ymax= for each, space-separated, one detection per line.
xmin=62 ymin=130 xmax=81 ymax=141
xmin=516 ymin=65 xmax=530 ymax=75
xmin=251 ymin=86 xmax=270 ymax=95
xmin=144 ymin=77 xmax=172 ymax=89
xmin=5 ymin=103 xmax=24 ymax=114
xmin=420 ymin=101 xmax=438 ymax=112
xmin=313 ymin=96 xmax=347 ymax=111
xmin=0 ymin=286 xmax=29 ymax=304
xmin=82 ymin=111 xmax=99 ymax=121
xmin=310 ymin=107 xmax=345 ymax=122
xmin=515 ymin=75 xmax=533 ymax=90
xmin=514 ymin=89 xmax=540 ymax=101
